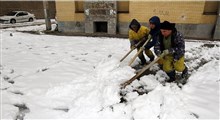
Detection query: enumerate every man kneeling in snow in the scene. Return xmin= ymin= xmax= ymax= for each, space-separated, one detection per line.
xmin=154 ymin=21 xmax=188 ymax=82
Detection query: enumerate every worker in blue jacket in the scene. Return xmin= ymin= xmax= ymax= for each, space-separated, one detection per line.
xmin=144 ymin=16 xmax=161 ymax=62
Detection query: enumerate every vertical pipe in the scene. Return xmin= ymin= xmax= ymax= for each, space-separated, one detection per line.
xmin=43 ymin=0 xmax=51 ymax=30
xmin=213 ymin=2 xmax=220 ymax=40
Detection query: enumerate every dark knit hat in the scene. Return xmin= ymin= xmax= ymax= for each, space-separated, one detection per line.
xmin=160 ymin=21 xmax=175 ymax=30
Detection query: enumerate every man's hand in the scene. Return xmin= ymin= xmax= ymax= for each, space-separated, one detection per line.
xmin=130 ymin=45 xmax=136 ymax=50
xmin=163 ymin=49 xmax=170 ymax=55
xmin=141 ymin=35 xmax=150 ymax=42
xmin=173 ymin=55 xmax=179 ymax=62
xmin=141 ymin=37 xmax=147 ymax=42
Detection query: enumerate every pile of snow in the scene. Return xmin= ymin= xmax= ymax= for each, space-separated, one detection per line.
xmin=1 ymin=25 xmax=219 ymax=119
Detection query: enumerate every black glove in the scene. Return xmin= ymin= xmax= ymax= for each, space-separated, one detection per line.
xmin=144 ymin=43 xmax=151 ymax=49
xmin=155 ymin=50 xmax=161 ymax=56
xmin=173 ymin=55 xmax=181 ymax=62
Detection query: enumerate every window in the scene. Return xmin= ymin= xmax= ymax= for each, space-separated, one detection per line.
xmin=117 ymin=1 xmax=129 ymax=13
xmin=17 ymin=12 xmax=24 ymax=16
xmin=203 ymin=1 xmax=218 ymax=15
xmin=75 ymin=1 xmax=84 ymax=13
xmin=22 ymin=12 xmax=28 ymax=16
xmin=16 ymin=12 xmax=28 ymax=17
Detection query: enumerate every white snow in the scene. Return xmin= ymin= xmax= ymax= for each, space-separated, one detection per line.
xmin=1 ymin=24 xmax=219 ymax=119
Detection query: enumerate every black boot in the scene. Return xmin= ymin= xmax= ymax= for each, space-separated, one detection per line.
xmin=149 ymin=56 xmax=155 ymax=62
xmin=159 ymin=64 xmax=163 ymax=69
xmin=181 ymin=66 xmax=188 ymax=78
xmin=138 ymin=54 xmax=147 ymax=65
xmin=140 ymin=60 xmax=146 ymax=65
xmin=166 ymin=70 xmax=176 ymax=83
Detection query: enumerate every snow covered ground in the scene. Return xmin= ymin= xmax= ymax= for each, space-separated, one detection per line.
xmin=0 ymin=19 xmax=56 ymax=29
xmin=1 ymin=24 xmax=219 ymax=119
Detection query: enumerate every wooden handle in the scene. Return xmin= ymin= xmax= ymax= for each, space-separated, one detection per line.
xmin=121 ymin=53 xmax=164 ymax=88
xmin=128 ymin=47 xmax=144 ymax=66
xmin=128 ymin=36 xmax=152 ymax=66
xmin=120 ymin=39 xmax=145 ymax=62
xmin=120 ymin=47 xmax=135 ymax=62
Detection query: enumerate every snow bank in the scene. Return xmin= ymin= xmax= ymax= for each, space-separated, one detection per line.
xmin=43 ymin=58 xmax=135 ymax=119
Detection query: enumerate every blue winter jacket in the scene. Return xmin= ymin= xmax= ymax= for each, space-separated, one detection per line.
xmin=145 ymin=16 xmax=160 ymax=49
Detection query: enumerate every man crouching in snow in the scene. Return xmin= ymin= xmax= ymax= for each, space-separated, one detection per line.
xmin=129 ymin=19 xmax=154 ymax=65
xmin=154 ymin=21 xmax=188 ymax=82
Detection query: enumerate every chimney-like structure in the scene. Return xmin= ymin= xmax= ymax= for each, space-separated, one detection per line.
xmin=84 ymin=1 xmax=117 ymax=34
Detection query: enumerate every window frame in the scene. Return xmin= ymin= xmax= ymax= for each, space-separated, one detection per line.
xmin=203 ymin=1 xmax=218 ymax=15
xmin=75 ymin=1 xmax=84 ymax=13
xmin=117 ymin=1 xmax=129 ymax=14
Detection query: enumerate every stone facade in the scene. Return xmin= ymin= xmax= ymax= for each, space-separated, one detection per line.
xmin=84 ymin=1 xmax=117 ymax=34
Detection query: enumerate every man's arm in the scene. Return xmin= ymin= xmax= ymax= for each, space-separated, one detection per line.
xmin=154 ymin=35 xmax=162 ymax=56
xmin=172 ymin=32 xmax=185 ymax=60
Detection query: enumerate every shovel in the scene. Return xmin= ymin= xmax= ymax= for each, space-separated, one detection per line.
xmin=128 ymin=36 xmax=152 ymax=66
xmin=121 ymin=53 xmax=165 ymax=88
xmin=120 ymin=40 xmax=143 ymax=62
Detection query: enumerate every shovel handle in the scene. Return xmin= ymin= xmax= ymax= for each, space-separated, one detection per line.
xmin=120 ymin=47 xmax=135 ymax=62
xmin=121 ymin=53 xmax=165 ymax=88
xmin=120 ymin=40 xmax=144 ymax=62
xmin=128 ymin=36 xmax=152 ymax=66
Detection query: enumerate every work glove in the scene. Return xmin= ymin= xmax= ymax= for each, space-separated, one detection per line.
xmin=173 ymin=58 xmax=178 ymax=62
xmin=163 ymin=49 xmax=170 ymax=55
xmin=141 ymin=36 xmax=147 ymax=42
xmin=141 ymin=34 xmax=151 ymax=42
xmin=140 ymin=46 xmax=145 ymax=50
xmin=130 ymin=40 xmax=137 ymax=49
xmin=154 ymin=50 xmax=164 ymax=59
xmin=163 ymin=48 xmax=175 ymax=55
xmin=155 ymin=50 xmax=161 ymax=56
xmin=130 ymin=45 xmax=136 ymax=50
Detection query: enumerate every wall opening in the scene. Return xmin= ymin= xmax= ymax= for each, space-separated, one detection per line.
xmin=85 ymin=1 xmax=117 ymax=34
xmin=117 ymin=1 xmax=129 ymax=13
xmin=75 ymin=1 xmax=84 ymax=13
xmin=94 ymin=22 xmax=108 ymax=33
xmin=203 ymin=1 xmax=218 ymax=15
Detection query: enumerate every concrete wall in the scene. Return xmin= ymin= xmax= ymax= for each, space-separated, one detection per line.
xmin=176 ymin=24 xmax=215 ymax=39
xmin=117 ymin=22 xmax=215 ymax=39
xmin=58 ymin=21 xmax=84 ymax=32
